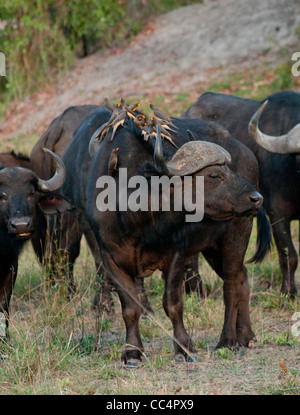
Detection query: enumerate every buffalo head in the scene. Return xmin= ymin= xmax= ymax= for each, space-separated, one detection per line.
xmin=0 ymin=148 xmax=71 ymax=240
xmin=154 ymin=126 xmax=263 ymax=221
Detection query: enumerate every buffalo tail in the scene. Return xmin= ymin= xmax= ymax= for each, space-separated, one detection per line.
xmin=247 ymin=207 xmax=272 ymax=264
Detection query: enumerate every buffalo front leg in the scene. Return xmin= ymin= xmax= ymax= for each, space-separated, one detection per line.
xmin=203 ymin=218 xmax=256 ymax=348
xmin=102 ymin=254 xmax=144 ymax=367
xmin=116 ymin=276 xmax=144 ymax=366
xmin=0 ymin=263 xmax=18 ymax=344
xmin=162 ymin=252 xmax=197 ymax=362
xmin=219 ymin=265 xmax=255 ymax=348
xmin=220 ymin=217 xmax=256 ymax=348
xmin=270 ymin=216 xmax=297 ymax=297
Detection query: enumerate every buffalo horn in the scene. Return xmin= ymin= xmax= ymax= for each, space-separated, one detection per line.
xmin=89 ymin=122 xmax=109 ymax=158
xmin=37 ymin=148 xmax=66 ymax=192
xmin=154 ymin=125 xmax=231 ymax=176
xmin=187 ymin=129 xmax=196 ymax=141
xmin=249 ymin=100 xmax=300 ymax=154
xmin=154 ymin=124 xmax=175 ymax=176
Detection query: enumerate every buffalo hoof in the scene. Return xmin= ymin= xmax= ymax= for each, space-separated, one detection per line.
xmin=217 ymin=327 xmax=256 ymax=350
xmin=175 ymin=353 xmax=197 ymax=363
xmin=121 ymin=348 xmax=143 ymax=368
xmin=237 ymin=329 xmax=257 ymax=348
xmin=281 ymin=284 xmax=297 ymax=298
xmin=187 ymin=353 xmax=198 ymax=363
xmin=175 ymin=353 xmax=185 ymax=362
xmin=234 ymin=347 xmax=247 ymax=357
xmin=122 ymin=358 xmax=141 ymax=370
xmin=234 ymin=339 xmax=256 ymax=356
xmin=248 ymin=339 xmax=256 ymax=349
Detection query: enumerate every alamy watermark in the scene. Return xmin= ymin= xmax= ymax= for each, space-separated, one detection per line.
xmin=0 ymin=52 xmax=5 ymax=77
xmin=291 ymin=52 xmax=300 ymax=76
xmin=291 ymin=312 xmax=300 ymax=338
xmin=0 ymin=312 xmax=6 ymax=337
xmin=95 ymin=168 xmax=204 ymax=222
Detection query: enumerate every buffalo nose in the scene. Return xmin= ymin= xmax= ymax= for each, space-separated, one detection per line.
xmin=8 ymin=217 xmax=32 ymax=234
xmin=249 ymin=191 xmax=263 ymax=206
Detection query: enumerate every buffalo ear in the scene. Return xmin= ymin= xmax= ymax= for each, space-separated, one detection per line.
xmin=38 ymin=193 xmax=74 ymax=214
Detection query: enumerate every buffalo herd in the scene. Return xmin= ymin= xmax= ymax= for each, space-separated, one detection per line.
xmin=0 ymin=90 xmax=299 ymax=367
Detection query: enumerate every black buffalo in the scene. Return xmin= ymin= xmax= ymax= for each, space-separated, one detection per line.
xmin=0 ymin=149 xmax=70 ymax=343
xmin=0 ymin=151 xmax=30 ymax=169
xmin=29 ymin=105 xmax=98 ymax=291
xmin=29 ymin=105 xmax=154 ymax=312
xmin=80 ymin=106 xmax=270 ymax=367
xmin=183 ymin=90 xmax=300 ymax=296
xmin=32 ymin=101 xmax=270 ymax=310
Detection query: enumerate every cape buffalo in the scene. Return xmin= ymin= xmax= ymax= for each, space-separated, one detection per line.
xmin=0 ymin=151 xmax=30 ymax=169
xmin=29 ymin=105 xmax=98 ymax=291
xmin=29 ymin=104 xmax=153 ymax=313
xmin=30 ymin=104 xmax=198 ymax=313
xmin=82 ymin=105 xmax=270 ymax=367
xmin=0 ymin=149 xmax=71 ymax=343
xmin=183 ymin=90 xmax=300 ymax=296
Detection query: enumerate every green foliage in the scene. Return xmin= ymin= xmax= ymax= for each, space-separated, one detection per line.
xmin=0 ymin=1 xmax=72 ymax=99
xmin=0 ymin=0 xmax=134 ymax=100
xmin=272 ymin=63 xmax=295 ymax=90
xmin=146 ymin=0 xmax=201 ymax=14
xmin=214 ymin=347 xmax=235 ymax=360
xmin=0 ymin=0 xmax=201 ymax=102
xmin=206 ymin=60 xmax=298 ymax=102
xmin=275 ymin=332 xmax=298 ymax=346
xmin=78 ymin=334 xmax=97 ymax=355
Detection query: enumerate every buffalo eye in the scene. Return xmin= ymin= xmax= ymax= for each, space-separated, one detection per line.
xmin=0 ymin=192 xmax=8 ymax=201
xmin=28 ymin=190 xmax=36 ymax=199
xmin=208 ymin=173 xmax=219 ymax=180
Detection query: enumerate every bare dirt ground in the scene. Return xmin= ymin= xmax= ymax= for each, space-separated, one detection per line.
xmin=1 ymin=0 xmax=300 ymax=142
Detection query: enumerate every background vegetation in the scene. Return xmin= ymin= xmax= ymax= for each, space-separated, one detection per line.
xmin=0 ymin=0 xmax=201 ymax=102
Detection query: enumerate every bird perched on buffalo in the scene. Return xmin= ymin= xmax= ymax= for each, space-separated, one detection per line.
xmin=149 ymin=103 xmax=177 ymax=129
xmin=101 ymin=97 xmax=144 ymax=142
xmin=107 ymin=147 xmax=119 ymax=176
xmin=133 ymin=114 xmax=148 ymax=129
xmin=104 ymin=97 xmax=115 ymax=112
xmin=93 ymin=99 xmax=121 ymax=142
xmin=147 ymin=116 xmax=178 ymax=148
xmin=110 ymin=110 xmax=128 ymax=141
xmin=119 ymin=98 xmax=142 ymax=119
xmin=98 ymin=98 xmax=177 ymax=148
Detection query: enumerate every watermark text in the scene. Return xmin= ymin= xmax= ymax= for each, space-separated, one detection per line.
xmin=291 ymin=52 xmax=300 ymax=76
xmin=96 ymin=168 xmax=204 ymax=222
xmin=0 ymin=52 xmax=5 ymax=77
xmin=291 ymin=312 xmax=300 ymax=338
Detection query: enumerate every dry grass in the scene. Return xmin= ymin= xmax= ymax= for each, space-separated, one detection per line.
xmin=0 ymin=221 xmax=298 ymax=395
